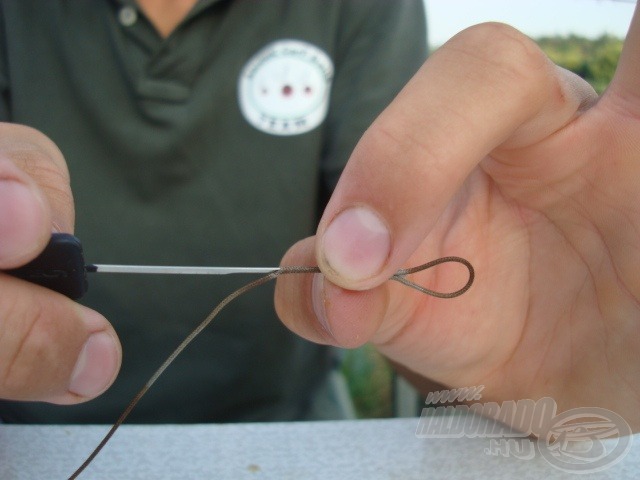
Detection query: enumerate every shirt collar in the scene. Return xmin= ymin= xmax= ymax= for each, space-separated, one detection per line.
xmin=109 ymin=0 xmax=228 ymax=31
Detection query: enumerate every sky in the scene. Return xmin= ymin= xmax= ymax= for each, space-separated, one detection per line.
xmin=426 ymin=0 xmax=636 ymax=46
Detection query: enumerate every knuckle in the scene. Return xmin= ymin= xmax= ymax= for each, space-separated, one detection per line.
xmin=452 ymin=22 xmax=550 ymax=98
xmin=7 ymin=144 xmax=71 ymax=192
xmin=363 ymin=118 xmax=446 ymax=189
xmin=0 ymin=123 xmax=69 ymax=176
xmin=0 ymin=123 xmax=74 ymax=229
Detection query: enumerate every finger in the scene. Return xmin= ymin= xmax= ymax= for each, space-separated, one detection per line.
xmin=0 ymin=123 xmax=74 ymax=268
xmin=315 ymin=23 xmax=595 ymax=290
xmin=606 ymin=1 xmax=640 ymax=107
xmin=275 ymin=237 xmax=389 ymax=347
xmin=0 ymin=274 xmax=121 ymax=403
xmin=0 ymin=158 xmax=51 ymax=267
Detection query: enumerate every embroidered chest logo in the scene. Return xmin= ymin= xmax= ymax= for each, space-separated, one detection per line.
xmin=238 ymin=40 xmax=334 ymax=136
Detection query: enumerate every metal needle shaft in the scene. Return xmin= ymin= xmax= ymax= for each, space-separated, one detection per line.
xmin=87 ymin=264 xmax=280 ymax=275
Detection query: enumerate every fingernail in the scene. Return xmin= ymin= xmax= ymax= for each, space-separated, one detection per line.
xmin=312 ymin=274 xmax=332 ymax=336
xmin=0 ymin=179 xmax=43 ymax=262
xmin=321 ymin=206 xmax=391 ymax=282
xmin=69 ymin=331 xmax=119 ymax=398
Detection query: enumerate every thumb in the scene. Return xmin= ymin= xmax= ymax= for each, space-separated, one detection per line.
xmin=0 ymin=276 xmax=122 ymax=404
xmin=0 ymin=123 xmax=75 ymax=268
xmin=316 ymin=23 xmax=593 ymax=290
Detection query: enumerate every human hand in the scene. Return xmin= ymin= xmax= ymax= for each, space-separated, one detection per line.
xmin=276 ymin=8 xmax=640 ymax=431
xmin=0 ymin=123 xmax=120 ymax=405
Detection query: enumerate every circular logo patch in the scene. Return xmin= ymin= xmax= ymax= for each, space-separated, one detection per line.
xmin=238 ymin=40 xmax=334 ymax=136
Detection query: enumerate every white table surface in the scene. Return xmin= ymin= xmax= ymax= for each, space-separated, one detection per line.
xmin=1 ymin=417 xmax=639 ymax=479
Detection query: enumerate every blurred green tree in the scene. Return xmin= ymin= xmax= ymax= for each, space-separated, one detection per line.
xmin=537 ymin=34 xmax=623 ymax=93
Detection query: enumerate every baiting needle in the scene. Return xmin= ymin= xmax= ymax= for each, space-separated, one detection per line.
xmin=86 ymin=264 xmax=280 ymax=276
xmin=5 ymin=233 xmax=282 ymax=300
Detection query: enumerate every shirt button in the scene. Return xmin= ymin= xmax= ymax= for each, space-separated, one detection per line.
xmin=118 ymin=5 xmax=138 ymax=27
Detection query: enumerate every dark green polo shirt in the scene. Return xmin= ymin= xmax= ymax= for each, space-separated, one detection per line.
xmin=0 ymin=0 xmax=426 ymax=423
